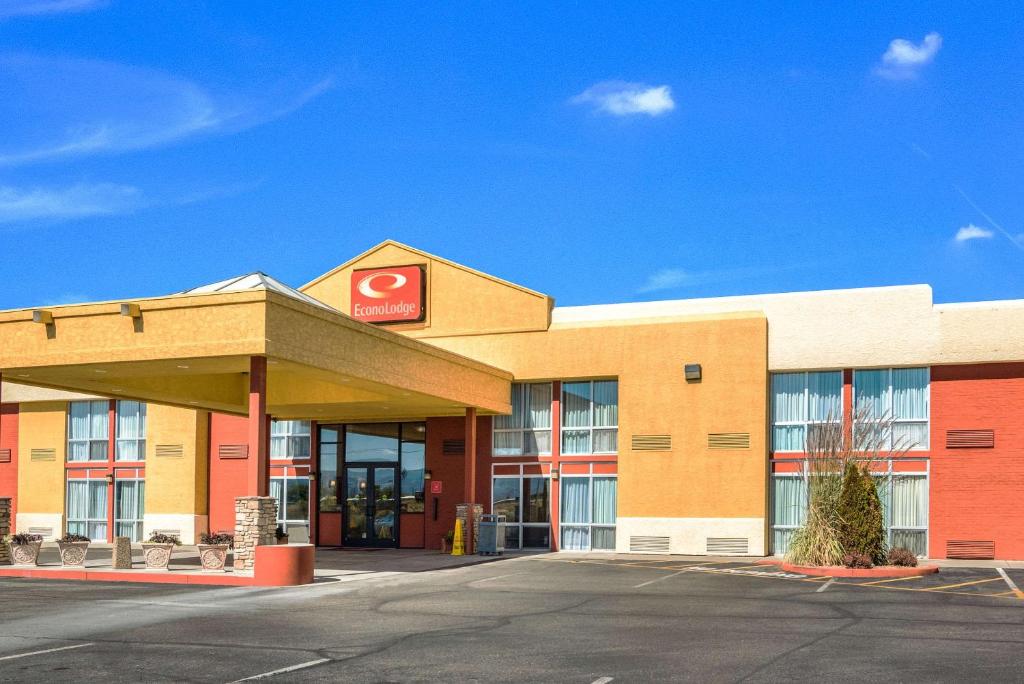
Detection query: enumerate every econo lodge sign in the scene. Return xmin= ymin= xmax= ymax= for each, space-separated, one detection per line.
xmin=350 ymin=265 xmax=426 ymax=324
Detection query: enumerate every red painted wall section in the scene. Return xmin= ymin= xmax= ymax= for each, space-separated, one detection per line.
xmin=0 ymin=403 xmax=18 ymax=525
xmin=208 ymin=413 xmax=250 ymax=534
xmin=930 ymin=363 xmax=1024 ymax=560
xmin=422 ymin=416 xmax=490 ymax=549
xmin=399 ymin=513 xmax=424 ymax=548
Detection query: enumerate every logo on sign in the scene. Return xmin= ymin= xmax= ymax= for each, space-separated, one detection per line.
xmin=351 ymin=265 xmax=425 ymax=324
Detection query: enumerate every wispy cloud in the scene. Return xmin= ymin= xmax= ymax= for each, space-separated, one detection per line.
xmin=637 ymin=265 xmax=789 ymax=294
xmin=0 ymin=55 xmax=335 ymax=167
xmin=954 ymin=185 xmax=1024 ymax=252
xmin=572 ymin=81 xmax=675 ymax=117
xmin=0 ymin=0 xmax=106 ymax=20
xmin=0 ymin=183 xmax=141 ymax=223
xmin=874 ymin=32 xmax=942 ymax=80
xmin=42 ymin=292 xmax=93 ymax=305
xmin=954 ymin=224 xmax=994 ymax=242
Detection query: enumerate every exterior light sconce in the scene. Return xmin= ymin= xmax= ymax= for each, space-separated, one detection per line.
xmin=424 ymin=469 xmax=433 ymax=480
xmin=120 ymin=303 xmax=142 ymax=318
xmin=307 ymin=471 xmax=317 ymax=481
xmin=32 ymin=310 xmax=53 ymax=325
xmin=684 ymin=363 xmax=702 ymax=382
xmin=105 ymin=473 xmax=115 ymax=485
xmin=551 ymin=468 xmax=560 ymax=481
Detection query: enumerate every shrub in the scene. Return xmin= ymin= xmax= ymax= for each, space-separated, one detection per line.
xmin=887 ymin=547 xmax=918 ymax=567
xmin=147 ymin=532 xmax=181 ymax=545
xmin=9 ymin=533 xmax=42 ymax=545
xmin=199 ymin=532 xmax=234 ymax=547
xmin=58 ymin=533 xmax=91 ymax=543
xmin=842 ymin=551 xmax=874 ymax=569
xmin=837 ymin=463 xmax=887 ymax=565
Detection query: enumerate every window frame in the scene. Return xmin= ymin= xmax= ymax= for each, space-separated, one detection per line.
xmin=67 ymin=400 xmax=110 ymax=462
xmin=559 ymin=471 xmax=617 ymax=552
xmin=560 ymin=379 xmax=619 ymax=456
xmin=270 ymin=419 xmax=312 ymax=460
xmin=66 ymin=474 xmax=109 ymax=542
xmin=493 ymin=382 xmax=553 ymax=457
xmin=852 ymin=367 xmax=930 ymax=451
xmin=113 ymin=472 xmax=145 ymax=542
xmin=270 ymin=472 xmax=311 ymax=541
xmin=114 ymin=400 xmax=147 ymax=462
xmin=770 ymin=371 xmax=843 ymax=453
xmin=490 ymin=468 xmax=551 ymax=550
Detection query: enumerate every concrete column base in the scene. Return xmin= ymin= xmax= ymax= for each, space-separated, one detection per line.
xmin=233 ymin=496 xmax=277 ymax=572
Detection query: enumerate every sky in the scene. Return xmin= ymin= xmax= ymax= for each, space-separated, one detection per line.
xmin=1 ymin=1 xmax=1022 ymax=309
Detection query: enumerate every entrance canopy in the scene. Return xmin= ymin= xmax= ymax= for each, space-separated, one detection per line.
xmin=0 ymin=274 xmax=512 ymax=421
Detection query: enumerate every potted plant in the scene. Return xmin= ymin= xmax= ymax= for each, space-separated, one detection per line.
xmin=440 ymin=529 xmax=454 ymax=554
xmin=57 ymin=533 xmax=91 ymax=568
xmin=198 ymin=532 xmax=233 ymax=572
xmin=6 ymin=533 xmax=43 ymax=566
xmin=142 ymin=532 xmax=180 ymax=570
xmin=275 ymin=525 xmax=289 ymax=545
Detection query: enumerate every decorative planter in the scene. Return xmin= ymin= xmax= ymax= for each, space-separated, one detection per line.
xmin=142 ymin=542 xmax=175 ymax=570
xmin=198 ymin=544 xmax=230 ymax=572
xmin=8 ymin=541 xmax=42 ymax=566
xmin=57 ymin=541 xmax=91 ymax=567
xmin=276 ymin=535 xmax=289 ymax=546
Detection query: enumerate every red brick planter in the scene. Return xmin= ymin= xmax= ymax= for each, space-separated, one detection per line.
xmin=776 ymin=561 xmax=939 ymax=578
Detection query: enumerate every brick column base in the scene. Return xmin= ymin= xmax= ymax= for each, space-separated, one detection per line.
xmin=233 ymin=496 xmax=277 ymax=572
xmin=0 ymin=498 xmax=10 ymax=565
xmin=456 ymin=503 xmax=483 ymax=554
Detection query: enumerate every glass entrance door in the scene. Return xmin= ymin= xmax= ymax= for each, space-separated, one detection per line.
xmin=343 ymin=465 xmax=398 ymax=547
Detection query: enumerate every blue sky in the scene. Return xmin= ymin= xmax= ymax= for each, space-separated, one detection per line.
xmin=1 ymin=1 xmax=1022 ymax=309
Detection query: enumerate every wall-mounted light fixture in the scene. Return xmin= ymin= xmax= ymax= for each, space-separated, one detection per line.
xmin=120 ymin=302 xmax=142 ymax=318
xmin=32 ymin=310 xmax=53 ymax=325
xmin=551 ymin=468 xmax=560 ymax=481
xmin=307 ymin=471 xmax=317 ymax=481
xmin=424 ymin=469 xmax=433 ymax=480
xmin=684 ymin=363 xmax=702 ymax=382
xmin=105 ymin=473 xmax=115 ymax=485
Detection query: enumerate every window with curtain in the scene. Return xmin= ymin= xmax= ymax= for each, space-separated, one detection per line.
xmin=770 ymin=371 xmax=842 ymax=452
xmin=67 ymin=479 xmax=108 ymax=541
xmin=68 ymin=400 xmax=109 ymax=462
xmin=560 ymin=476 xmax=617 ymax=551
xmin=115 ymin=401 xmax=146 ymax=461
xmin=270 ymin=475 xmax=311 ymax=543
xmin=854 ymin=368 xmax=929 ymax=450
xmin=114 ymin=479 xmax=145 ymax=541
xmin=770 ymin=476 xmax=807 ymax=555
xmin=270 ymin=420 xmax=311 ymax=459
xmin=493 ymin=383 xmax=552 ymax=456
xmin=491 ymin=475 xmax=550 ymax=549
xmin=562 ymin=380 xmax=618 ymax=455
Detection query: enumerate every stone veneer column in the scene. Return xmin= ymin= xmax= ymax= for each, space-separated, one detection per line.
xmin=0 ymin=498 xmax=10 ymax=565
xmin=233 ymin=496 xmax=277 ymax=572
xmin=456 ymin=503 xmax=482 ymax=553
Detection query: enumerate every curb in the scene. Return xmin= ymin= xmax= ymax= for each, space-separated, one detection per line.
xmin=775 ymin=562 xmax=939 ymax=578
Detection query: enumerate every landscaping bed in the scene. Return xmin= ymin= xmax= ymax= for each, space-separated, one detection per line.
xmin=777 ymin=561 xmax=938 ymax=578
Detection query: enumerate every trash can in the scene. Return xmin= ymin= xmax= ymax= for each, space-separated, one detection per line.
xmin=477 ymin=514 xmax=506 ymax=555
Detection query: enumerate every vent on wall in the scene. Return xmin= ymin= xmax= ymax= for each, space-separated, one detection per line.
xmin=708 ymin=433 xmax=750 ymax=450
xmin=946 ymin=540 xmax=995 ymax=560
xmin=631 ymin=435 xmax=672 ymax=451
xmin=155 ymin=444 xmax=184 ymax=458
xmin=154 ymin=529 xmax=182 ymax=538
xmin=218 ymin=444 xmax=249 ymax=460
xmin=28 ymin=527 xmax=53 ymax=538
xmin=946 ymin=430 xmax=995 ymax=449
xmin=30 ymin=448 xmax=56 ymax=461
xmin=442 ymin=439 xmax=465 ymax=456
xmin=0 ymin=449 xmax=10 ymax=463
xmin=629 ymin=535 xmax=671 ymax=553
xmin=706 ymin=537 xmax=750 ymax=555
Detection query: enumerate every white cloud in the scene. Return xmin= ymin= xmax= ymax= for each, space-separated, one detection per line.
xmin=0 ymin=0 xmax=105 ymax=20
xmin=874 ymin=32 xmax=942 ymax=80
xmin=0 ymin=183 xmax=141 ymax=223
xmin=0 ymin=55 xmax=335 ymax=167
xmin=954 ymin=224 xmax=994 ymax=242
xmin=572 ymin=81 xmax=675 ymax=117
xmin=638 ymin=268 xmax=692 ymax=293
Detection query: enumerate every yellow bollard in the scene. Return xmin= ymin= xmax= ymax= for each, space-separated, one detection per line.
xmin=451 ymin=519 xmax=465 ymax=556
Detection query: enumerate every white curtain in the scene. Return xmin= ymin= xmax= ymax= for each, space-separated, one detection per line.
xmin=270 ymin=478 xmax=285 ymax=523
xmin=892 ymin=368 xmax=928 ymax=419
xmin=527 ymin=383 xmax=551 ymax=429
xmin=561 ymin=477 xmax=590 ymax=524
xmin=854 ymin=370 xmax=889 ymax=417
xmin=270 ymin=420 xmax=311 ymax=458
xmin=592 ymin=477 xmax=616 ymax=525
xmin=67 ymin=480 xmax=107 ymax=541
xmin=115 ymin=480 xmax=145 ymax=541
xmin=593 ymin=381 xmax=618 ymax=427
xmin=495 ymin=384 xmax=525 ymax=429
xmin=808 ymin=371 xmax=842 ymax=422
xmin=562 ymin=526 xmax=589 ymax=551
xmin=772 ymin=476 xmax=806 ymax=528
xmin=891 ymin=476 xmax=927 ymax=528
xmin=493 ymin=430 xmax=523 ymax=456
xmin=116 ymin=401 xmax=146 ymax=460
xmin=771 ymin=374 xmax=805 ymax=451
xmin=562 ymin=383 xmax=591 ymax=428
xmin=69 ymin=401 xmax=108 ymax=461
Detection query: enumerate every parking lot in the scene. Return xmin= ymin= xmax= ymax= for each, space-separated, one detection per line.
xmin=1 ymin=554 xmax=1023 ymax=682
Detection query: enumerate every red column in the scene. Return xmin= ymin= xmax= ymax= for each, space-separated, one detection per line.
xmin=247 ymin=356 xmax=270 ymax=497
xmin=308 ymin=420 xmax=318 ymax=546
xmin=0 ymin=370 xmax=3 ymax=453
xmin=464 ymin=406 xmax=477 ymax=554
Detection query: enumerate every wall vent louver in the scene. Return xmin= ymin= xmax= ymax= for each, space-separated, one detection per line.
xmin=28 ymin=526 xmax=53 ymax=538
xmin=946 ymin=540 xmax=995 ymax=560
xmin=155 ymin=444 xmax=184 ymax=458
xmin=629 ymin=535 xmax=670 ymax=553
xmin=708 ymin=433 xmax=751 ymax=449
xmin=631 ymin=434 xmax=672 ymax=451
xmin=218 ymin=444 xmax=249 ymax=460
xmin=154 ymin=529 xmax=181 ymax=538
xmin=946 ymin=430 xmax=995 ymax=449
xmin=29 ymin=448 xmax=56 ymax=461
xmin=706 ymin=537 xmax=750 ymax=555
xmin=0 ymin=448 xmax=10 ymax=463
xmin=443 ymin=439 xmax=465 ymax=456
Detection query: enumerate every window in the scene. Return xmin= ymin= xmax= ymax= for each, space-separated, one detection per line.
xmin=854 ymin=368 xmax=929 ymax=450
xmin=115 ymin=401 xmax=146 ymax=461
xmin=270 ymin=475 xmax=310 ymax=543
xmin=400 ymin=423 xmax=426 ymax=513
xmin=67 ymin=478 xmax=107 ymax=541
xmin=318 ymin=428 xmax=340 ymax=513
xmin=345 ymin=423 xmax=399 ymax=462
xmin=560 ymin=476 xmax=617 ymax=551
xmin=562 ymin=380 xmax=618 ymax=455
xmin=68 ymin=400 xmax=109 ymax=461
xmin=770 ymin=475 xmax=807 ymax=555
xmin=493 ymin=383 xmax=552 ymax=456
xmin=114 ymin=477 xmax=145 ymax=541
xmin=270 ymin=420 xmax=311 ymax=459
xmin=771 ymin=372 xmax=842 ymax=452
xmin=491 ymin=475 xmax=550 ymax=549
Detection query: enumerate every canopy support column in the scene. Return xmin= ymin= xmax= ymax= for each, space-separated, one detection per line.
xmin=463 ymin=406 xmax=477 ymax=554
xmin=247 ymin=356 xmax=269 ymax=497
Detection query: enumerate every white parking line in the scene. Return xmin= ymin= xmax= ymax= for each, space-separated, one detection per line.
xmin=0 ymin=643 xmax=94 ymax=661
xmin=996 ymin=568 xmax=1024 ymax=599
xmin=816 ymin=578 xmax=836 ymax=593
xmin=228 ymin=658 xmax=331 ymax=682
xmin=591 ymin=677 xmax=614 ymax=684
xmin=634 ymin=569 xmax=691 ymax=588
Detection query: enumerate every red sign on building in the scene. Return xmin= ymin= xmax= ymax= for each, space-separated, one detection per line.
xmin=350 ymin=265 xmax=426 ymax=324
xmin=430 ymin=480 xmax=443 ymax=494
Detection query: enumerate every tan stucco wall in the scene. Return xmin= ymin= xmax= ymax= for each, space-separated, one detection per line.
xmin=16 ymin=401 xmax=65 ymax=515
xmin=145 ymin=405 xmax=208 ymax=516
